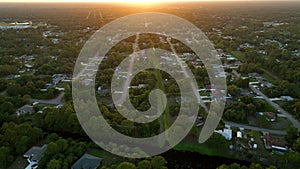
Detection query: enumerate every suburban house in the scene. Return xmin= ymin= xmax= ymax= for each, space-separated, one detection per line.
xmin=71 ymin=153 xmax=102 ymax=169
xmin=98 ymin=86 xmax=109 ymax=96
xmin=281 ymin=96 xmax=294 ymax=101
xmin=215 ymin=128 xmax=232 ymax=140
xmin=16 ymin=104 xmax=34 ymax=116
xmin=262 ymin=132 xmax=287 ymax=153
xmin=24 ymin=144 xmax=48 ymax=169
xmin=237 ymin=131 xmax=243 ymax=139
xmin=259 ymin=112 xmax=276 ymax=122
xmin=24 ymin=144 xmax=48 ymax=162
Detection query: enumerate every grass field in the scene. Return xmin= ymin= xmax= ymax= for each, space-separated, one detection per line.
xmin=174 ymin=139 xmax=233 ymax=158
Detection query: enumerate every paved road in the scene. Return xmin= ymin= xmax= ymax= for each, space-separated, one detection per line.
xmin=249 ymin=84 xmax=300 ymax=131
xmin=31 ymin=92 xmax=65 ymax=105
xmin=232 ymin=70 xmax=241 ymax=78
xmin=167 ymin=38 xmax=208 ymax=113
xmin=225 ymin=121 xmax=287 ymax=135
xmin=117 ymin=33 xmax=140 ymax=105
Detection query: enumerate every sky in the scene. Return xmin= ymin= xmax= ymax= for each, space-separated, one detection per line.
xmin=0 ymin=0 xmax=299 ymax=2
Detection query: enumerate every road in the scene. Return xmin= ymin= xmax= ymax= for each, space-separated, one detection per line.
xmin=225 ymin=121 xmax=287 ymax=135
xmin=117 ymin=33 xmax=140 ymax=105
xmin=166 ymin=38 xmax=208 ymax=113
xmin=232 ymin=70 xmax=241 ymax=78
xmin=231 ymin=67 xmax=300 ymax=131
xmin=31 ymin=92 xmax=65 ymax=105
xmin=249 ymin=84 xmax=300 ymax=131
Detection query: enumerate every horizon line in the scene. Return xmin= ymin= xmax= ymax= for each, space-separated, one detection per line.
xmin=1 ymin=0 xmax=300 ymax=3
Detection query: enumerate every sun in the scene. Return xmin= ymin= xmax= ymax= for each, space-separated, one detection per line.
xmin=111 ymin=0 xmax=163 ymax=5
xmin=73 ymin=0 xmax=163 ymax=3
xmin=0 ymin=0 xmax=174 ymax=4
xmin=120 ymin=0 xmax=160 ymax=2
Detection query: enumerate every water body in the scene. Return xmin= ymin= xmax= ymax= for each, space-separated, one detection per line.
xmin=162 ymin=150 xmax=251 ymax=169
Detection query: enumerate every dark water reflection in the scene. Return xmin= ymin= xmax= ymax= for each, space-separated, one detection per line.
xmin=162 ymin=150 xmax=251 ymax=169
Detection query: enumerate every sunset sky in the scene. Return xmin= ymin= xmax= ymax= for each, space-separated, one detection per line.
xmin=0 ymin=0 xmax=298 ymax=2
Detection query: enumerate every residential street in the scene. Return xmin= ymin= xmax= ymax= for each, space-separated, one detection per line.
xmin=167 ymin=38 xmax=208 ymax=113
xmin=31 ymin=92 xmax=65 ymax=105
xmin=249 ymin=84 xmax=300 ymax=131
xmin=117 ymin=33 xmax=140 ymax=105
xmin=225 ymin=121 xmax=287 ymax=135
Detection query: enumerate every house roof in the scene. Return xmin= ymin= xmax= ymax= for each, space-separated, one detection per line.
xmin=264 ymin=112 xmax=276 ymax=120
xmin=24 ymin=144 xmax=48 ymax=162
xmin=263 ymin=132 xmax=272 ymax=149
xmin=72 ymin=153 xmax=102 ymax=169
xmin=16 ymin=105 xmax=34 ymax=115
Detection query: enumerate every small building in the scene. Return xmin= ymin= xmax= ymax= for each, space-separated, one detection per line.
xmin=263 ymin=112 xmax=276 ymax=122
xmin=262 ymin=132 xmax=287 ymax=153
xmin=237 ymin=131 xmax=243 ymax=138
xmin=24 ymin=144 xmax=48 ymax=163
xmin=262 ymin=132 xmax=272 ymax=150
xmin=98 ymin=86 xmax=109 ymax=96
xmin=215 ymin=128 xmax=232 ymax=140
xmin=248 ymin=73 xmax=261 ymax=79
xmin=196 ymin=116 xmax=204 ymax=127
xmin=71 ymin=153 xmax=102 ymax=169
xmin=16 ymin=105 xmax=34 ymax=116
xmin=281 ymin=96 xmax=294 ymax=101
xmin=240 ymin=89 xmax=254 ymax=96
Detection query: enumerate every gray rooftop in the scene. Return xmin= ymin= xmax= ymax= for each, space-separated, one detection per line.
xmin=72 ymin=153 xmax=102 ymax=169
xmin=24 ymin=144 xmax=48 ymax=162
xmin=16 ymin=104 xmax=34 ymax=115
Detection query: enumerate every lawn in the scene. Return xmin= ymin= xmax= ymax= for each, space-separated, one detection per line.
xmin=174 ymin=139 xmax=233 ymax=158
xmin=270 ymin=117 xmax=291 ymax=130
xmin=248 ymin=116 xmax=291 ymax=130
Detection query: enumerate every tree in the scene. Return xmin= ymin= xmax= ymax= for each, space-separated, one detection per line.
xmin=116 ymin=162 xmax=136 ymax=169
xmin=151 ymin=156 xmax=167 ymax=169
xmin=234 ymin=78 xmax=250 ymax=88
xmin=266 ymin=166 xmax=277 ymax=169
xmin=0 ymin=146 xmax=14 ymax=168
xmin=56 ymin=139 xmax=68 ymax=152
xmin=167 ymin=83 xmax=179 ymax=93
xmin=15 ymin=136 xmax=30 ymax=154
xmin=45 ymin=142 xmax=59 ymax=157
xmin=286 ymin=126 xmax=299 ymax=145
xmin=294 ymin=137 xmax=300 ymax=152
xmin=240 ymin=96 xmax=254 ymax=105
xmin=0 ymin=101 xmax=15 ymax=114
xmin=249 ymin=163 xmax=263 ymax=169
xmin=287 ymin=152 xmax=300 ymax=168
xmin=47 ymin=159 xmax=61 ymax=169
xmin=48 ymin=133 xmax=60 ymax=142
xmin=227 ymin=85 xmax=240 ymax=97
xmin=7 ymin=82 xmax=22 ymax=96
xmin=0 ymin=78 xmax=8 ymax=91
xmin=137 ymin=160 xmax=151 ymax=169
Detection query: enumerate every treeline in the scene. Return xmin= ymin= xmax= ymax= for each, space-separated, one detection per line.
xmin=224 ymin=96 xmax=269 ymax=123
xmin=38 ymin=134 xmax=91 ymax=169
xmin=217 ymin=163 xmax=277 ymax=169
xmin=0 ymin=122 xmax=43 ymax=168
xmin=111 ymin=156 xmax=168 ymax=169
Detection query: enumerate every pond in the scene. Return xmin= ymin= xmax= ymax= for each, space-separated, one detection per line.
xmin=162 ymin=149 xmax=251 ymax=169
